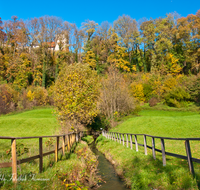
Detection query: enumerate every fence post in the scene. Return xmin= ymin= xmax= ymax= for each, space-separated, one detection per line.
xmin=119 ymin=133 xmax=121 ymax=144
xmin=67 ymin=135 xmax=70 ymax=151
xmin=135 ymin=135 xmax=138 ymax=152
xmin=130 ymin=135 xmax=133 ymax=150
xmin=123 ymin=134 xmax=125 ymax=146
xmin=11 ymin=139 xmax=17 ymax=183
xmin=55 ymin=137 xmax=59 ymax=162
xmin=185 ymin=140 xmax=195 ymax=175
xmin=126 ymin=134 xmax=128 ymax=148
xmin=76 ymin=133 xmax=78 ymax=142
xmin=161 ymin=138 xmax=166 ymax=166
xmin=152 ymin=137 xmax=156 ymax=160
xmin=62 ymin=136 xmax=65 ymax=156
xmin=39 ymin=138 xmax=43 ymax=173
xmin=144 ymin=135 xmax=147 ymax=155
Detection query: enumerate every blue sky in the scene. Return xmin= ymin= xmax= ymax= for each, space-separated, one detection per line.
xmin=0 ymin=0 xmax=200 ymax=26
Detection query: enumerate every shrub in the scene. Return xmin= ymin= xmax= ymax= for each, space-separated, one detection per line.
xmin=130 ymin=82 xmax=145 ymax=102
xmin=186 ymin=74 xmax=200 ymax=103
xmin=26 ymin=86 xmax=48 ymax=106
xmin=164 ymin=86 xmax=190 ymax=108
xmin=0 ymin=84 xmax=18 ymax=114
xmin=149 ymin=97 xmax=159 ymax=107
xmin=143 ymin=83 xmax=153 ymax=102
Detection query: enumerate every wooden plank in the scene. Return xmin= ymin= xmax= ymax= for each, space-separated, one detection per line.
xmin=135 ymin=135 xmax=138 ymax=152
xmin=11 ymin=139 xmax=17 ymax=183
xmin=185 ymin=140 xmax=195 ymax=175
xmin=2 ymin=133 xmax=200 ymax=141
xmin=62 ymin=136 xmax=65 ymax=156
xmin=119 ymin=134 xmax=121 ymax=144
xmin=123 ymin=134 xmax=124 ymax=146
xmin=43 ymin=150 xmax=55 ymax=157
xmin=0 ymin=162 xmax=12 ymax=168
xmin=126 ymin=134 xmax=128 ymax=148
xmin=152 ymin=137 xmax=156 ymax=160
xmin=161 ymin=139 xmax=166 ymax=166
xmin=55 ymin=137 xmax=59 ymax=162
xmin=17 ymin=155 xmax=40 ymax=164
xmin=144 ymin=135 xmax=147 ymax=155
xmin=39 ymin=138 xmax=43 ymax=173
xmin=130 ymin=135 xmax=133 ymax=150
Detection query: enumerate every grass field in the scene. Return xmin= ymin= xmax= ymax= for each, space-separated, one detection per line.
xmin=0 ymin=108 xmax=61 ymax=162
xmin=0 ymin=108 xmax=59 ymax=137
xmin=111 ymin=110 xmax=200 ymax=159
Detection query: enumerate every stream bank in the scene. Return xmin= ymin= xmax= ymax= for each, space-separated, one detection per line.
xmin=82 ymin=135 xmax=129 ymax=190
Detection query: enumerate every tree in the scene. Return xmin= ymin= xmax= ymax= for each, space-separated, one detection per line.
xmin=107 ymin=29 xmax=130 ymax=72
xmin=99 ymin=66 xmax=135 ymax=126
xmin=54 ymin=63 xmax=100 ymax=131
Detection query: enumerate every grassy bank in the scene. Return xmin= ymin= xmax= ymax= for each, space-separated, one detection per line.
xmin=96 ymin=135 xmax=199 ymax=189
xmin=1 ymin=140 xmax=99 ymax=190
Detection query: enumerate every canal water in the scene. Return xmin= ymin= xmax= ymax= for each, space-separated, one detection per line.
xmin=90 ymin=142 xmax=129 ymax=190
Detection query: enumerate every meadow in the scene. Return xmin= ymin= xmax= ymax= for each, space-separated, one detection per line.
xmin=111 ymin=110 xmax=200 ymax=159
xmin=0 ymin=108 xmax=61 ymax=166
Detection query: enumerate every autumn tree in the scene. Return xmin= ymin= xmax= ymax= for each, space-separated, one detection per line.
xmin=107 ymin=29 xmax=130 ymax=72
xmin=54 ymin=63 xmax=100 ymax=131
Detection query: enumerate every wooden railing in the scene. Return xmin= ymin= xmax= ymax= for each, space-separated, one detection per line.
xmin=0 ymin=131 xmax=87 ymax=183
xmin=102 ymin=131 xmax=200 ymax=176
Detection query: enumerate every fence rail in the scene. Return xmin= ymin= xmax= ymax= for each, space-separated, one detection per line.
xmin=102 ymin=131 xmax=200 ymax=175
xmin=0 ymin=131 xmax=88 ymax=183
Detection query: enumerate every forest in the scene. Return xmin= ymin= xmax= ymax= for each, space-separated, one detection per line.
xmin=0 ymin=10 xmax=200 ymax=129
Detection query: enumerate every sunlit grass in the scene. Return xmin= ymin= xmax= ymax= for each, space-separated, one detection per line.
xmin=96 ymin=135 xmax=200 ymax=189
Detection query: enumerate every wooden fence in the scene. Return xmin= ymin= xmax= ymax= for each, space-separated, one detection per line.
xmin=0 ymin=131 xmax=87 ymax=183
xmin=102 ymin=130 xmax=200 ymax=176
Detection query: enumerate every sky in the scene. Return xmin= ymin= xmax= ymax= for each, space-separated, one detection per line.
xmin=0 ymin=0 xmax=200 ymax=27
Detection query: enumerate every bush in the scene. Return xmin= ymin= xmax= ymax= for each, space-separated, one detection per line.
xmin=149 ymin=97 xmax=159 ymax=107
xmin=186 ymin=74 xmax=200 ymax=103
xmin=0 ymin=84 xmax=18 ymax=114
xmin=164 ymin=86 xmax=190 ymax=108
xmin=26 ymin=86 xmax=48 ymax=106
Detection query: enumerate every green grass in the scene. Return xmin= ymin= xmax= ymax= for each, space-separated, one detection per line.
xmin=0 ymin=108 xmax=59 ymax=137
xmin=0 ymin=108 xmax=61 ymax=162
xmin=96 ymin=135 xmax=200 ymax=190
xmin=81 ymin=135 xmax=94 ymax=144
xmin=111 ymin=110 xmax=200 ymax=159
xmin=99 ymin=109 xmax=200 ymax=189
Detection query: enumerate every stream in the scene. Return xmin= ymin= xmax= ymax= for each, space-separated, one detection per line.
xmin=90 ymin=141 xmax=129 ymax=190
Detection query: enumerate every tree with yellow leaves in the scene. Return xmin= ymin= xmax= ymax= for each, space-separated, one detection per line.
xmin=83 ymin=50 xmax=97 ymax=69
xmin=165 ymin=53 xmax=182 ymax=75
xmin=107 ymin=30 xmax=131 ymax=72
xmin=54 ymin=63 xmax=100 ymax=131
